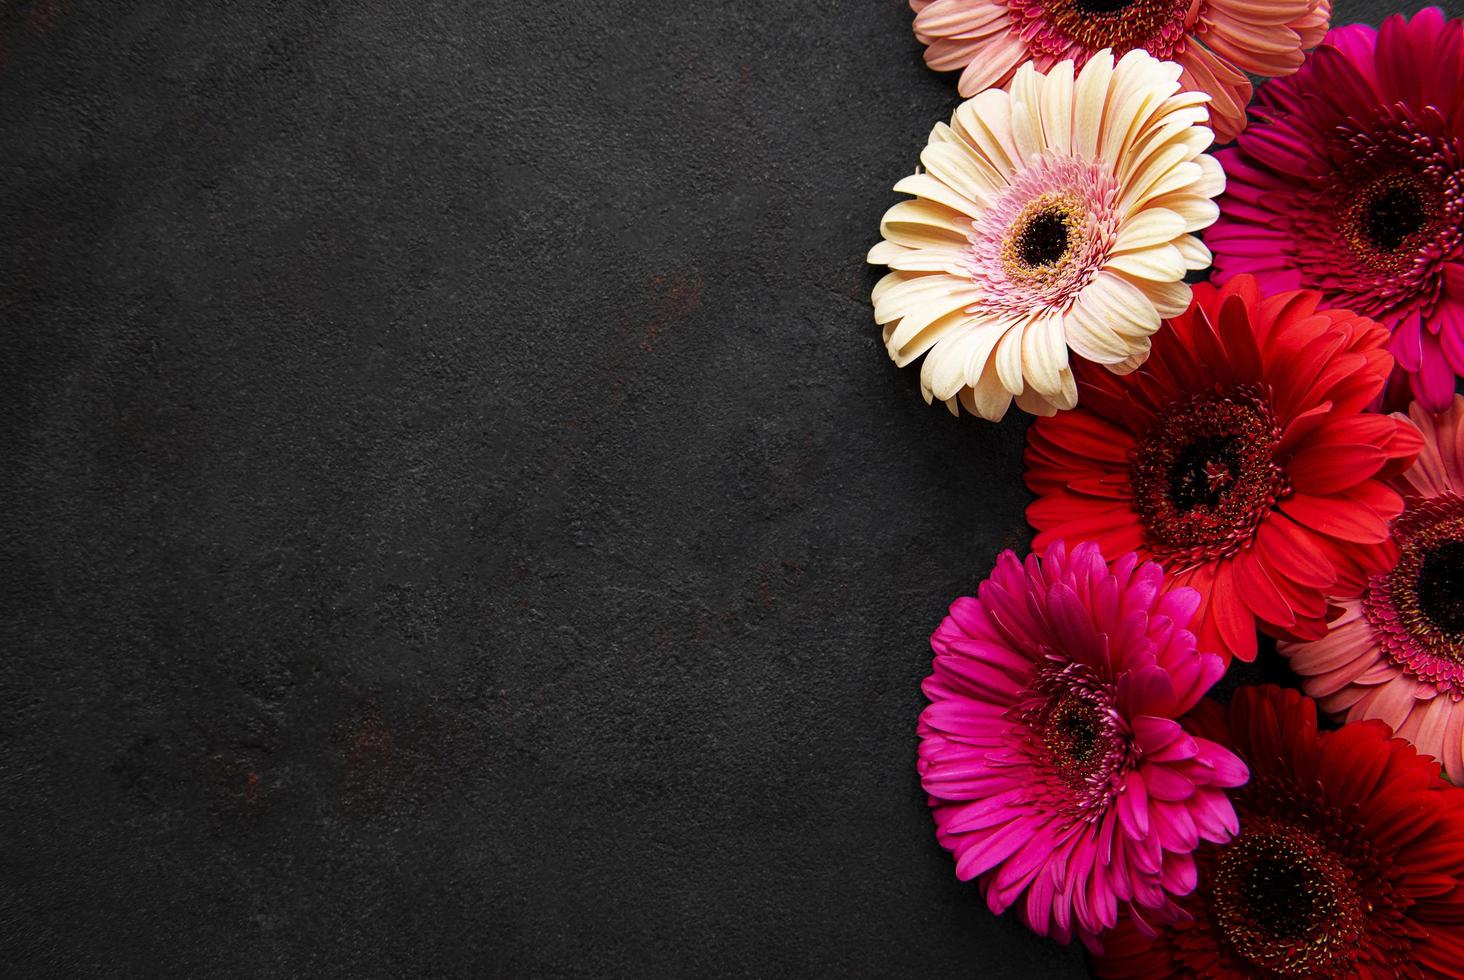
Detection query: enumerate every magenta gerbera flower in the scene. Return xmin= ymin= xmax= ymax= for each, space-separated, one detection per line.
xmin=1209 ymin=8 xmax=1464 ymax=410
xmin=917 ymin=541 xmax=1247 ymax=946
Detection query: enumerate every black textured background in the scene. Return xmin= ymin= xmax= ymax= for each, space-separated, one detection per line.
xmin=2 ymin=0 xmax=1455 ymax=976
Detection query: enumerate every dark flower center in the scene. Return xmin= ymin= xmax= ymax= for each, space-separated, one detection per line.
xmin=1367 ymin=498 xmax=1464 ymax=689
xmin=1032 ymin=0 xmax=1190 ymax=53
xmin=1014 ymin=209 xmax=1073 ymax=268
xmin=1168 ymin=435 xmax=1241 ymax=512
xmin=1020 ymin=663 xmax=1131 ymax=806
xmin=1418 ymin=538 xmax=1464 ymax=635
xmin=1211 ymin=822 xmax=1363 ymax=975
xmin=1237 ymin=851 xmax=1329 ymax=939
xmin=1045 ymin=694 xmax=1103 ymax=768
xmin=1131 ymin=386 xmax=1288 ymax=571
xmin=1073 ymin=0 xmax=1134 ymax=13
xmin=1361 ymin=183 xmax=1427 ymax=252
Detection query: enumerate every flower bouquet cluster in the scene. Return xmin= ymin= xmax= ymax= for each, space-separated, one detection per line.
xmin=872 ymin=4 xmax=1464 ymax=973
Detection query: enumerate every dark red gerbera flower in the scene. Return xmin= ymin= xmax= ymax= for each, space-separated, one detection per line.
xmin=1090 ymin=686 xmax=1464 ymax=979
xmin=1025 ymin=275 xmax=1423 ymax=664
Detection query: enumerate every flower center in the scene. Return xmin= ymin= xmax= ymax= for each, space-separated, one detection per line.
xmin=1073 ymin=0 xmax=1135 ymax=14
xmin=1130 ymin=386 xmax=1288 ymax=570
xmin=1211 ymin=822 xmax=1364 ymax=975
xmin=964 ymin=159 xmax=1120 ymax=322
xmin=1366 ymin=495 xmax=1464 ymax=693
xmin=1419 ymin=538 xmax=1464 ymax=635
xmin=1044 ymin=692 xmax=1105 ymax=771
xmin=1015 ymin=209 xmax=1073 ymax=268
xmin=1030 ymin=0 xmax=1191 ymax=54
xmin=1016 ymin=662 xmax=1132 ymax=811
xmin=1300 ymin=109 xmax=1464 ymax=322
xmin=1338 ymin=171 xmax=1444 ymax=280
xmin=1168 ymin=435 xmax=1242 ymax=512
xmin=1003 ymin=197 xmax=1083 ymax=279
xmin=1361 ymin=182 xmax=1428 ymax=252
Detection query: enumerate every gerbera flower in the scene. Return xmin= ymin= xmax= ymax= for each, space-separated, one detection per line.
xmin=1091 ymin=686 xmax=1464 ymax=978
xmin=869 ymin=51 xmax=1223 ymax=421
xmin=1279 ymin=396 xmax=1464 ymax=784
xmin=907 ymin=0 xmax=1331 ymax=144
xmin=1209 ymin=8 xmax=1464 ymax=411
xmin=1025 ymin=275 xmax=1423 ymax=664
xmin=917 ymin=540 xmax=1246 ymax=946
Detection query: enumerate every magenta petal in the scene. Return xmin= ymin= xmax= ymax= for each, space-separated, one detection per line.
xmin=1411 ymin=331 xmax=1456 ymax=412
xmin=1142 ymin=764 xmax=1195 ymax=802
xmin=1119 ymin=770 xmax=1151 ymax=841
xmin=1159 ymin=851 xmax=1197 ymax=896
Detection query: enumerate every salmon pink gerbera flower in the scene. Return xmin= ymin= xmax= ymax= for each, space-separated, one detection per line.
xmin=918 ymin=540 xmax=1246 ymax=947
xmin=1025 ymin=276 xmax=1423 ymax=664
xmin=1280 ymin=396 xmax=1464 ymax=784
xmin=1210 ymin=8 xmax=1464 ymax=411
xmin=870 ymin=52 xmax=1223 ymax=420
xmin=1090 ymin=686 xmax=1464 ymax=979
xmin=908 ymin=0 xmax=1331 ymax=143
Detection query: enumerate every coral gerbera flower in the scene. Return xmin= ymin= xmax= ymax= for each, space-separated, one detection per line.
xmin=908 ymin=0 xmax=1331 ymax=144
xmin=869 ymin=51 xmax=1223 ymax=420
xmin=918 ymin=540 xmax=1246 ymax=946
xmin=1209 ymin=8 xmax=1464 ymax=411
xmin=1280 ymin=396 xmax=1464 ymax=784
xmin=1090 ymin=686 xmax=1464 ymax=979
xmin=1025 ymin=275 xmax=1423 ymax=664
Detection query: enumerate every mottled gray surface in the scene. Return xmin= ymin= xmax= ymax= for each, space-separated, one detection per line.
xmin=1 ymin=0 xmax=1454 ymax=976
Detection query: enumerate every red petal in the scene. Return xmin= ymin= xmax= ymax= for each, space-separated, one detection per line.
xmin=1231 ymin=551 xmax=1296 ymax=629
xmin=1279 ymin=493 xmax=1390 ymax=544
xmin=1286 ymin=443 xmax=1388 ymax=494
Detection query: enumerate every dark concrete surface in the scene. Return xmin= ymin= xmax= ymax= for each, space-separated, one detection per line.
xmin=1 ymin=0 xmax=1453 ymax=976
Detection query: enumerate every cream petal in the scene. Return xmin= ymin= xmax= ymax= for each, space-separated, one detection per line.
xmin=1119 ymin=274 xmax=1192 ymax=319
xmin=892 ymin=311 xmax=977 ymax=368
xmin=995 ymin=321 xmax=1027 ymax=396
xmin=1122 ymin=160 xmax=1202 ymax=216
xmin=880 ymin=199 xmax=973 ymax=247
xmin=925 ymin=322 xmax=998 ymax=401
xmin=1015 ymin=387 xmax=1060 ymax=417
xmin=1192 ymin=154 xmax=1226 ymax=199
xmin=868 ymin=240 xmax=908 ymax=266
xmin=1021 ymin=314 xmax=1068 ymax=398
xmin=872 ymin=271 xmax=966 ymax=323
xmin=1107 ymin=244 xmax=1186 ymax=283
xmin=887 ymin=291 xmax=981 ymax=355
xmin=951 ymin=88 xmax=1019 ymax=177
xmin=893 ymin=173 xmax=986 ymax=218
xmin=1173 ymin=234 xmax=1213 ymax=271
xmin=1039 ymin=59 xmax=1074 ymax=159
xmin=885 ymin=248 xmax=969 ymax=274
xmin=919 ymin=143 xmax=1004 ymax=211
xmin=1064 ymin=298 xmax=1133 ymax=365
xmin=1106 ymin=342 xmax=1151 ymax=376
xmin=1072 ymin=50 xmax=1115 ymax=160
xmin=968 ymin=355 xmax=1014 ymax=421
xmin=1142 ymin=193 xmax=1219 ymax=233
xmin=1112 ymin=208 xmax=1187 ymax=253
xmin=1083 ymin=271 xmax=1161 ymax=339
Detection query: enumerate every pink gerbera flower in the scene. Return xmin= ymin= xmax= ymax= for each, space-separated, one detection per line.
xmin=908 ymin=0 xmax=1331 ymax=143
xmin=1210 ymin=8 xmax=1464 ymax=410
xmin=917 ymin=540 xmax=1247 ymax=946
xmin=1280 ymin=396 xmax=1464 ymax=783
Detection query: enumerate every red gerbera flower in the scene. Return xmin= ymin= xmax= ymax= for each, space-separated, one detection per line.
xmin=1025 ymin=275 xmax=1423 ymax=664
xmin=1090 ymin=686 xmax=1464 ymax=979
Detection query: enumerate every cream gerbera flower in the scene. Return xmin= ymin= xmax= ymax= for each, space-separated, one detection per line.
xmin=869 ymin=50 xmax=1223 ymax=420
